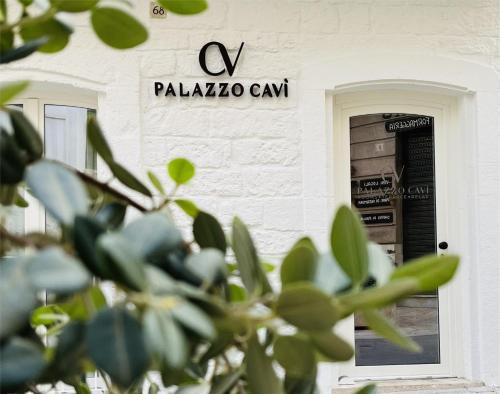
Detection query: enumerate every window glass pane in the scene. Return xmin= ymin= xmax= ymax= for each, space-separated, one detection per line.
xmin=44 ymin=105 xmax=96 ymax=171
xmin=44 ymin=105 xmax=96 ymax=234
xmin=3 ymin=105 xmax=25 ymax=237
xmin=350 ymin=113 xmax=439 ymax=366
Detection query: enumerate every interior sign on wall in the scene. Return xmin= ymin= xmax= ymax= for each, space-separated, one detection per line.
xmin=354 ymin=195 xmax=392 ymax=209
xmin=154 ymin=42 xmax=289 ymax=99
xmin=361 ymin=212 xmax=394 ymax=226
xmin=352 ymin=177 xmax=393 ymax=191
xmin=385 ymin=116 xmax=432 ymax=132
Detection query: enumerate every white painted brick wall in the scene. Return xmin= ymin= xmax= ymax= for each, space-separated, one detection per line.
xmin=2 ymin=0 xmax=500 ymax=391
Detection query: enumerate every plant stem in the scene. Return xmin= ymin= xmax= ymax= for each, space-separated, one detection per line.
xmin=0 ymin=225 xmax=40 ymax=249
xmin=99 ymin=370 xmax=115 ymax=394
xmin=43 ymin=159 xmax=149 ymax=212
xmin=75 ymin=168 xmax=148 ymax=213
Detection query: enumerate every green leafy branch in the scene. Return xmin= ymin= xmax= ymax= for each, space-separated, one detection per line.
xmin=0 ymin=105 xmax=460 ymax=393
xmin=0 ymin=0 xmax=208 ymax=63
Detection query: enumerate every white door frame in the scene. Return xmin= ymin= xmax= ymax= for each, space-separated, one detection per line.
xmin=331 ymin=89 xmax=462 ymax=380
xmin=300 ymin=55 xmax=499 ymax=391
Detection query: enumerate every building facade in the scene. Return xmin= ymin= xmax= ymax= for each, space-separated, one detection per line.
xmin=2 ymin=0 xmax=500 ymax=392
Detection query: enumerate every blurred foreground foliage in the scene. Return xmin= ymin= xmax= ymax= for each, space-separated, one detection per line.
xmin=0 ymin=1 xmax=458 ymax=393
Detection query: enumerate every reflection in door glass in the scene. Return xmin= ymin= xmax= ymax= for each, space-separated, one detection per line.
xmin=44 ymin=105 xmax=96 ymax=234
xmin=350 ymin=113 xmax=439 ymax=366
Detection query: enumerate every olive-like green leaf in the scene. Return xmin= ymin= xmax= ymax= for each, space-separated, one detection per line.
xmin=0 ymin=37 xmax=49 ymax=64
xmin=9 ymin=108 xmax=42 ymax=161
xmin=91 ymin=7 xmax=148 ymax=49
xmin=0 ymin=28 xmax=13 ymax=54
xmin=174 ymin=199 xmax=199 ymax=218
xmin=168 ymin=157 xmax=195 ymax=185
xmin=355 ymin=384 xmax=377 ymax=394
xmin=51 ymin=0 xmax=98 ymax=12
xmin=59 ymin=286 xmax=107 ymax=321
xmin=122 ymin=212 xmax=183 ymax=261
xmin=26 ymin=247 xmax=91 ymax=294
xmin=73 ymin=215 xmax=106 ymax=276
xmin=171 ymin=300 xmax=215 ymax=340
xmin=49 ymin=322 xmax=87 ymax=378
xmin=157 ymin=0 xmax=208 ymax=15
xmin=185 ymin=248 xmax=226 ymax=286
xmin=109 ymin=161 xmax=152 ymax=197
xmin=0 ymin=337 xmax=45 ymax=390
xmin=145 ymin=266 xmax=178 ymax=295
xmin=14 ymin=191 xmax=29 ymax=207
xmin=0 ymin=129 xmax=26 ymax=184
xmin=199 ymin=331 xmax=232 ymax=365
xmin=73 ymin=381 xmax=92 ymax=394
xmin=147 ymin=170 xmax=165 ymax=195
xmin=291 ymin=237 xmax=319 ymax=257
xmin=209 ymin=368 xmax=243 ymax=394
xmin=0 ymin=258 xmax=37 ymax=340
xmin=193 ymin=211 xmax=227 ymax=253
xmin=97 ymin=233 xmax=147 ymax=291
xmin=0 ymin=81 xmax=29 ymax=106
xmin=143 ymin=308 xmax=187 ymax=369
xmin=275 ymin=283 xmax=339 ymax=331
xmin=31 ymin=304 xmax=67 ymax=327
xmin=0 ymin=0 xmax=6 ymax=24
xmin=26 ymin=160 xmax=88 ymax=226
xmin=284 ymin=375 xmax=317 ymax=394
xmin=339 ymin=278 xmax=418 ymax=312
xmin=314 ymin=253 xmax=351 ymax=295
xmin=274 ymin=335 xmax=316 ymax=378
xmin=232 ymin=216 xmax=272 ymax=295
xmin=390 ymin=255 xmax=459 ymax=292
xmin=361 ymin=309 xmax=421 ymax=352
xmin=0 ymin=184 xmax=17 ymax=205
xmin=368 ymin=242 xmax=393 ymax=286
xmin=245 ymin=334 xmax=283 ymax=394
xmin=162 ymin=250 xmax=203 ymax=288
xmin=149 ymin=383 xmax=160 ymax=394
xmin=228 ymin=283 xmax=247 ymax=302
xmin=87 ymin=116 xmax=114 ymax=165
xmin=86 ymin=307 xmax=150 ymax=388
xmin=20 ymin=18 xmax=73 ymax=53
xmin=95 ymin=202 xmax=127 ymax=229
xmin=262 ymin=261 xmax=276 ymax=273
xmin=280 ymin=246 xmax=317 ymax=287
xmin=309 ymin=331 xmax=353 ymax=362
xmin=331 ymin=205 xmax=369 ymax=285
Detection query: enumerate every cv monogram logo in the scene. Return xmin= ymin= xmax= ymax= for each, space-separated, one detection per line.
xmin=198 ymin=41 xmax=245 ymax=77
xmin=154 ymin=41 xmax=289 ymax=99
xmin=381 ymin=165 xmax=405 ymax=184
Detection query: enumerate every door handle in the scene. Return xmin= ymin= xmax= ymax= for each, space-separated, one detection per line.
xmin=438 ymin=241 xmax=448 ymax=250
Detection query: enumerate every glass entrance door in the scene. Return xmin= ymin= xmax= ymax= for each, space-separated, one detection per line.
xmin=349 ymin=113 xmax=439 ymax=366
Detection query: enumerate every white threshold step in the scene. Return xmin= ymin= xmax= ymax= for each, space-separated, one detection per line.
xmin=333 ymin=378 xmax=499 ymax=393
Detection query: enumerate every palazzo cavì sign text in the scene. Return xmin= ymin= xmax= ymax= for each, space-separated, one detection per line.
xmin=154 ymin=42 xmax=289 ymax=99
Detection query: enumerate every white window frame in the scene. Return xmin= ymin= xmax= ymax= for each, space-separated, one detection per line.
xmin=9 ymin=92 xmax=97 ymax=234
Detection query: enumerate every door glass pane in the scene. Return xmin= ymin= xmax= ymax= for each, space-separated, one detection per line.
xmin=44 ymin=105 xmax=96 ymax=234
xmin=350 ymin=113 xmax=439 ymax=366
